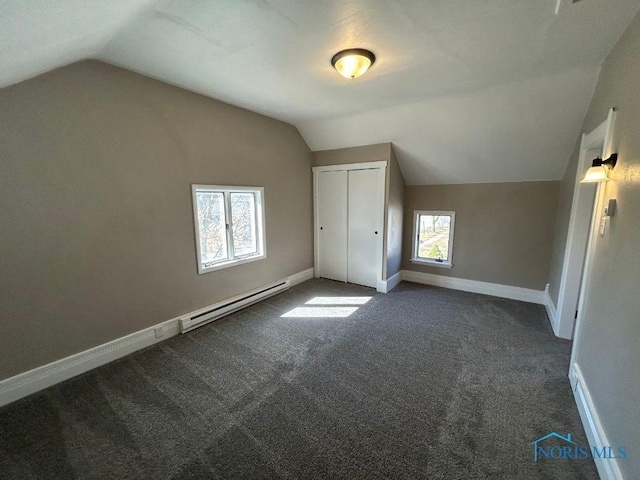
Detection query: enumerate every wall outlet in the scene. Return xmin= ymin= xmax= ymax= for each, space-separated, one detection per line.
xmin=154 ymin=327 xmax=164 ymax=339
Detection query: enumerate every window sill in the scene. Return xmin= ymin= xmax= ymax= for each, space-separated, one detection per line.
xmin=410 ymin=258 xmax=453 ymax=269
xmin=199 ymin=254 xmax=266 ymax=274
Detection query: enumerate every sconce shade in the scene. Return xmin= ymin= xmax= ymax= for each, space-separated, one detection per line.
xmin=331 ymin=49 xmax=375 ymax=79
xmin=581 ymin=166 xmax=610 ymax=183
xmin=581 ymin=153 xmax=618 ymax=183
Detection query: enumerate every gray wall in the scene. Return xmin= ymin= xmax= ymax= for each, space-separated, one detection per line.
xmin=312 ymin=143 xmax=406 ymax=281
xmin=402 ymin=182 xmax=559 ymax=290
xmin=312 ymin=143 xmax=390 ymax=167
xmin=0 ymin=60 xmax=313 ymax=380
xmin=546 ymin=134 xmax=582 ymax=304
xmin=386 ymin=146 xmax=405 ymax=279
xmin=548 ymin=12 xmax=640 ymax=477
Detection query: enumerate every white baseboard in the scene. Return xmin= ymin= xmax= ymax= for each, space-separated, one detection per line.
xmin=377 ymin=271 xmax=402 ymax=293
xmin=570 ymin=363 xmax=624 ymax=480
xmin=0 ymin=268 xmax=313 ymax=408
xmin=0 ymin=317 xmax=182 ymax=408
xmin=289 ymin=267 xmax=314 ymax=287
xmin=543 ymin=283 xmax=559 ymax=336
xmin=401 ymin=270 xmax=545 ymax=304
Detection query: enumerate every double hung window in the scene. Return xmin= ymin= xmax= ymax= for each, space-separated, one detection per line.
xmin=192 ymin=185 xmax=265 ymax=273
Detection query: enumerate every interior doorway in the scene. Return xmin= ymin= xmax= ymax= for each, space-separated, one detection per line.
xmin=554 ymin=108 xmax=616 ymax=339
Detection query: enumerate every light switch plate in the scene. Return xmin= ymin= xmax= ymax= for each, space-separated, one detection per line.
xmin=604 ymin=199 xmax=616 ymax=217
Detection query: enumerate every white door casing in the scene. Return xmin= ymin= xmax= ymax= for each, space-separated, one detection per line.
xmin=313 ymin=161 xmax=387 ymax=289
xmin=555 ymin=108 xmax=616 ymax=340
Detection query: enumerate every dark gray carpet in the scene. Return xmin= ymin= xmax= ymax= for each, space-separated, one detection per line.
xmin=0 ymin=279 xmax=597 ymax=479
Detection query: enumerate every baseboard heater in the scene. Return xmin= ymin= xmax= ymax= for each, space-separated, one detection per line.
xmin=179 ymin=279 xmax=290 ymax=333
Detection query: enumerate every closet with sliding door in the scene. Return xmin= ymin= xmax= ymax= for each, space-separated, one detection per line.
xmin=313 ymin=161 xmax=386 ymax=289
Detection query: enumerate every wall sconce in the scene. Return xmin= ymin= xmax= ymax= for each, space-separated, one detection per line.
xmin=581 ymin=153 xmax=617 ymax=183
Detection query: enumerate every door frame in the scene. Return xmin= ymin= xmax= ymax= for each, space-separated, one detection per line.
xmin=554 ymin=108 xmax=616 ymax=339
xmin=312 ymin=161 xmax=387 ymax=290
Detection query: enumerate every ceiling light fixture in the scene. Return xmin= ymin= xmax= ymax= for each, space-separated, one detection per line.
xmin=331 ymin=48 xmax=376 ymax=79
xmin=581 ymin=153 xmax=618 ymax=183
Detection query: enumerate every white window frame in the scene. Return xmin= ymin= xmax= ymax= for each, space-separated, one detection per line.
xmin=411 ymin=210 xmax=455 ymax=269
xmin=191 ymin=184 xmax=266 ymax=274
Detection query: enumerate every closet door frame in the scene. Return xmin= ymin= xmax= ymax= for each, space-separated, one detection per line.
xmin=312 ymin=161 xmax=387 ymax=289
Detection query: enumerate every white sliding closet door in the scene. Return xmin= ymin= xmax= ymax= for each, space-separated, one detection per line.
xmin=317 ymin=170 xmax=348 ymax=282
xmin=347 ymin=168 xmax=383 ymax=288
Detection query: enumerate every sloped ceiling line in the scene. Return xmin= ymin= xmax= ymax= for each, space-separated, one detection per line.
xmin=1 ymin=0 xmax=639 ymax=184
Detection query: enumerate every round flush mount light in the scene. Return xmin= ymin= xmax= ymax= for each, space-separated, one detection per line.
xmin=331 ymin=48 xmax=376 ymax=79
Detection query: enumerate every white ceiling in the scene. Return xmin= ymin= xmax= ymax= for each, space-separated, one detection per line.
xmin=2 ymin=0 xmax=639 ymax=184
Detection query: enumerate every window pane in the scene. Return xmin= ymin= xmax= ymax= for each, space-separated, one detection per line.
xmin=196 ymin=191 xmax=228 ymax=265
xmin=418 ymin=214 xmax=451 ymax=261
xmin=230 ymin=192 xmax=258 ymax=257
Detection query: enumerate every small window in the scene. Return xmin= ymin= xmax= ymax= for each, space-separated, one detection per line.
xmin=411 ymin=210 xmax=455 ymax=268
xmin=192 ymin=185 xmax=265 ymax=273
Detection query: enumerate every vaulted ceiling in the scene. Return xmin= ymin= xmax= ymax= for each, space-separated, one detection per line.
xmin=2 ymin=0 xmax=639 ymax=184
